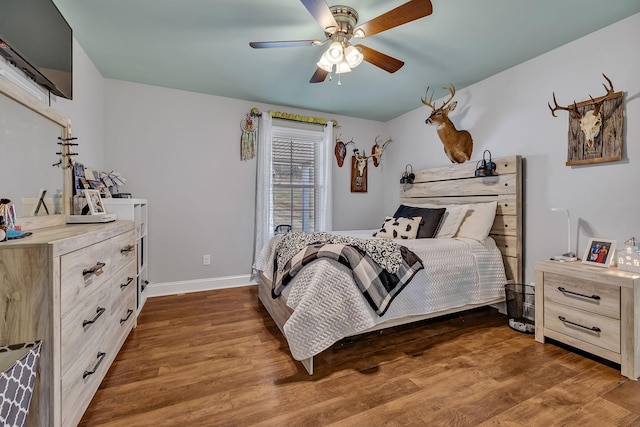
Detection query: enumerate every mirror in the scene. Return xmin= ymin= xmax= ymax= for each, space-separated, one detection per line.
xmin=0 ymin=77 xmax=70 ymax=229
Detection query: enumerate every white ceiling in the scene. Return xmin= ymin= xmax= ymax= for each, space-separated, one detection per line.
xmin=52 ymin=0 xmax=640 ymax=122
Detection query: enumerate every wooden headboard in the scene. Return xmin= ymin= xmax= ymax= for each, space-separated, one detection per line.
xmin=399 ymin=155 xmax=523 ymax=283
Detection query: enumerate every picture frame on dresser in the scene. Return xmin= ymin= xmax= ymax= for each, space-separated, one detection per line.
xmin=84 ymin=189 xmax=105 ymax=215
xmin=582 ymin=238 xmax=616 ymax=267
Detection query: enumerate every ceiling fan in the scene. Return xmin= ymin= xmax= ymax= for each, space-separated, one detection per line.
xmin=249 ymin=0 xmax=433 ymax=83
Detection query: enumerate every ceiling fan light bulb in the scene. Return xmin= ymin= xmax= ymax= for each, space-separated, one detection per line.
xmin=344 ymin=45 xmax=363 ymax=68
xmin=326 ymin=41 xmax=344 ymax=64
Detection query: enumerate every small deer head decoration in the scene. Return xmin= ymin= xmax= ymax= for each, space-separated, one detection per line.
xmin=422 ymin=84 xmax=473 ymax=163
xmin=548 ymin=74 xmax=617 ymax=149
xmin=352 ymin=136 xmax=393 ymax=176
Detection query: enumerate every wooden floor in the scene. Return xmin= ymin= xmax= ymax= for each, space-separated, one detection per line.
xmin=79 ymin=286 xmax=640 ymax=427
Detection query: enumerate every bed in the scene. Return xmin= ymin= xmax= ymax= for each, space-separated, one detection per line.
xmin=255 ymin=155 xmax=523 ymax=374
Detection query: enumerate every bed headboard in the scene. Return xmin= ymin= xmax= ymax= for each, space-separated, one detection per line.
xmin=399 ymin=155 xmax=523 ymax=283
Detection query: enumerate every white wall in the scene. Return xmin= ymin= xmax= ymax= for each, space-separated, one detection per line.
xmin=385 ymin=13 xmax=640 ymax=284
xmin=102 ymin=80 xmax=386 ymax=284
xmin=54 ymin=39 xmax=105 ymax=169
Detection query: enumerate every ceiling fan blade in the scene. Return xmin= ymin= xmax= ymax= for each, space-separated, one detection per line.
xmin=354 ymin=0 xmax=433 ymax=38
xmin=310 ymin=67 xmax=329 ymax=83
xmin=250 ymin=40 xmax=319 ymax=49
xmin=356 ymin=44 xmax=404 ymax=73
xmin=300 ymin=0 xmax=338 ymax=31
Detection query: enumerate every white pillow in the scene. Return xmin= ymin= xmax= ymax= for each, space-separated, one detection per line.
xmin=404 ymin=203 xmax=468 ymax=238
xmin=455 ymin=201 xmax=498 ymax=242
xmin=373 ymin=216 xmax=422 ymax=239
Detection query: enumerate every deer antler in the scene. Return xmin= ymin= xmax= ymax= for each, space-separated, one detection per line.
xmin=590 ymin=73 xmax=616 ymax=116
xmin=422 ymin=85 xmax=457 ymax=111
xmin=548 ymin=92 xmax=582 ymax=119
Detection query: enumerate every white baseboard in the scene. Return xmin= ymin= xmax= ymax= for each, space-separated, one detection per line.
xmin=144 ymin=274 xmax=256 ymax=298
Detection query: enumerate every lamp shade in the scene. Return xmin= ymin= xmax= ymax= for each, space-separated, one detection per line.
xmin=326 ymin=41 xmax=344 ymax=64
xmin=316 ymin=52 xmax=333 ymax=73
xmin=344 ymin=45 xmax=363 ymax=68
xmin=335 ymin=60 xmax=352 ymax=74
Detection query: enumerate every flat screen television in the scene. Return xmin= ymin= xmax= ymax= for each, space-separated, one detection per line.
xmin=0 ymin=0 xmax=73 ymax=99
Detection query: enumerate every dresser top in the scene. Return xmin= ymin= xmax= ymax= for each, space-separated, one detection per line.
xmin=0 ymin=220 xmax=134 ymax=256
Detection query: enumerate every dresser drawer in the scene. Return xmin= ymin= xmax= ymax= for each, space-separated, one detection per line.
xmin=544 ymin=300 xmax=620 ymax=353
xmin=543 ymin=272 xmax=620 ymax=319
xmin=110 ymin=261 xmax=137 ymax=335
xmin=61 ymin=334 xmax=115 ymax=427
xmin=110 ymin=230 xmax=137 ymax=275
xmin=60 ymin=230 xmax=135 ymax=315
xmin=60 ymin=283 xmax=113 ymax=376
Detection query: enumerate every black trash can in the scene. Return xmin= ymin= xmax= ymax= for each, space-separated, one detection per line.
xmin=505 ymin=283 xmax=535 ymax=334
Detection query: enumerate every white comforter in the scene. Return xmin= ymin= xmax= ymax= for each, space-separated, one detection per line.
xmin=254 ymin=230 xmax=507 ymax=361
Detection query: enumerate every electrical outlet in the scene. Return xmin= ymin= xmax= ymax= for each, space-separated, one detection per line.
xmin=202 ymin=254 xmax=211 ymax=265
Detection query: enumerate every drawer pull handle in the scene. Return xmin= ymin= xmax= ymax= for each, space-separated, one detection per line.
xmin=557 ymin=286 xmax=601 ymax=300
xmin=120 ymin=309 xmax=134 ymax=324
xmin=120 ymin=277 xmax=134 ymax=289
xmin=82 ymin=307 xmax=106 ymax=327
xmin=558 ymin=316 xmax=601 ymax=333
xmin=83 ymin=352 xmax=107 ymax=379
xmin=83 ymin=262 xmax=106 ymax=278
xmin=120 ymin=244 xmax=135 ymax=254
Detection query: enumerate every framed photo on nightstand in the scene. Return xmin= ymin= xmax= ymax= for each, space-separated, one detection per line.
xmin=582 ymin=238 xmax=616 ymax=268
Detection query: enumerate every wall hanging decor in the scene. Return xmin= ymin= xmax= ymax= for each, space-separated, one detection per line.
xmin=350 ymin=153 xmax=367 ymax=193
xmin=334 ymin=136 xmax=354 ymax=167
xmin=548 ymin=73 xmax=624 ymax=166
xmin=240 ymin=108 xmax=260 ymax=161
xmin=422 ymin=84 xmax=473 ymax=164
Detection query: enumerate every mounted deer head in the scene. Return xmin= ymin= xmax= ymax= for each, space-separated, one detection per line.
xmin=548 ymin=74 xmax=617 ymax=149
xmin=422 ymin=84 xmax=473 ymax=163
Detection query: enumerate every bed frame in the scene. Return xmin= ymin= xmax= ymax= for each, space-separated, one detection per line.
xmin=258 ymin=155 xmax=523 ymax=374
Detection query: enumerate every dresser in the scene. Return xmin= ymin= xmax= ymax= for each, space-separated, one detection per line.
xmin=535 ymin=260 xmax=640 ymax=379
xmin=0 ymin=221 xmax=137 ymax=427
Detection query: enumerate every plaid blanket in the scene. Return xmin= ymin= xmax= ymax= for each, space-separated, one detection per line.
xmin=272 ymin=242 xmax=424 ymax=316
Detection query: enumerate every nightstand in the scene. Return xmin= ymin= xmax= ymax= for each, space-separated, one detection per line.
xmin=535 ymin=260 xmax=640 ymax=380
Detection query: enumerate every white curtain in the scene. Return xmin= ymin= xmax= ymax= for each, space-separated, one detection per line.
xmin=319 ymin=122 xmax=333 ymax=231
xmin=253 ymin=113 xmax=273 ymax=271
xmin=252 ymin=116 xmax=333 ymax=272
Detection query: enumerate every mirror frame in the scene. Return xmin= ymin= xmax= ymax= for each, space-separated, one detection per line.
xmin=0 ymin=77 xmax=72 ymax=230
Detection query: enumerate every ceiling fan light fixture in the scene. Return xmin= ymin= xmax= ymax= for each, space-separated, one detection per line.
xmin=344 ymin=45 xmax=363 ymax=68
xmin=317 ymin=52 xmax=333 ymax=73
xmin=326 ymin=41 xmax=344 ymax=64
xmin=335 ymin=60 xmax=351 ymax=74
xmin=353 ymin=28 xmax=365 ymax=38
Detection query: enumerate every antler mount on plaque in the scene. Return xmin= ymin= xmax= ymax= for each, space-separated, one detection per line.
xmin=548 ymin=73 xmax=624 ymax=166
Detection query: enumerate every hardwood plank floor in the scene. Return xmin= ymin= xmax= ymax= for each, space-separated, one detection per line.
xmin=79 ymin=286 xmax=640 ymax=426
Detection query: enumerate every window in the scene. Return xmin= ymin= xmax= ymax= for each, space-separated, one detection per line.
xmin=271 ymin=128 xmax=322 ymax=232
xmin=253 ymin=115 xmax=333 ymax=268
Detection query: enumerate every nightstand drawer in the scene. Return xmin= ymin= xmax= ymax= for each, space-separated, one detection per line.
xmin=543 ymin=272 xmax=620 ymax=319
xmin=544 ymin=300 xmax=620 ymax=353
